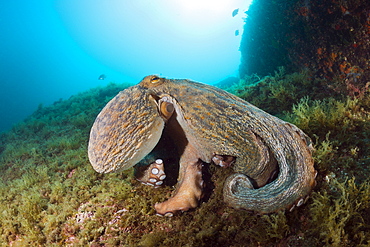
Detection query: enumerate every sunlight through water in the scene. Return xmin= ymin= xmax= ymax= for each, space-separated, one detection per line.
xmin=56 ymin=0 xmax=253 ymax=83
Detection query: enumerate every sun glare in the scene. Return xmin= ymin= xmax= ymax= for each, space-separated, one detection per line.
xmin=177 ymin=0 xmax=232 ymax=14
xmin=162 ymin=0 xmax=251 ymax=36
xmin=57 ymin=0 xmax=253 ymax=83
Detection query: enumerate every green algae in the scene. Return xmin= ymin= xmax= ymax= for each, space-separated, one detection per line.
xmin=309 ymin=178 xmax=370 ymax=246
xmin=0 ymin=72 xmax=369 ymax=246
xmin=286 ymin=94 xmax=370 ymax=182
xmin=224 ymin=67 xmax=328 ymax=115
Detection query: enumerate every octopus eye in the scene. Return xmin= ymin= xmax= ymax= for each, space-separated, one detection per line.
xmin=159 ymin=99 xmax=174 ymax=120
xmin=151 ymin=76 xmax=160 ymax=84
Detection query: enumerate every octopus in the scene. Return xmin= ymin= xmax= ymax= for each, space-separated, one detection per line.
xmin=88 ymin=75 xmax=316 ymax=216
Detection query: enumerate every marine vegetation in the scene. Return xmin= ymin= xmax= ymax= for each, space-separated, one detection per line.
xmin=309 ymin=178 xmax=370 ymax=246
xmin=225 ymin=67 xmax=330 ymax=115
xmin=0 ymin=69 xmax=369 ymax=246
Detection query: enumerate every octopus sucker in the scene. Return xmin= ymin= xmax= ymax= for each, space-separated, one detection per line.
xmin=135 ymin=159 xmax=166 ymax=187
xmin=88 ymin=75 xmax=316 ymax=215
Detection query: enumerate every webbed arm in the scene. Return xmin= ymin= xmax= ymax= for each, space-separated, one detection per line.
xmin=88 ymin=86 xmax=165 ymax=173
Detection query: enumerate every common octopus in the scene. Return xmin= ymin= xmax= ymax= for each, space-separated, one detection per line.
xmin=88 ymin=75 xmax=316 ymax=216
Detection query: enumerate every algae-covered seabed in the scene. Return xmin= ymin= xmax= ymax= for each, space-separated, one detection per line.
xmin=0 ymin=72 xmax=369 ymax=246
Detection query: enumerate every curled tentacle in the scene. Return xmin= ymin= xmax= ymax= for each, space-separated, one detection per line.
xmin=223 ymin=123 xmax=316 ymax=213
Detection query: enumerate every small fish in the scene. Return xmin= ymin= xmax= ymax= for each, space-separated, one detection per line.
xmin=232 ymin=8 xmax=239 ymax=17
xmin=235 ymin=30 xmax=239 ymax=36
xmin=98 ymin=74 xmax=106 ymax=80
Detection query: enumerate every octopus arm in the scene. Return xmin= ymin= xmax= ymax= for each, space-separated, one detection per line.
xmin=223 ymin=122 xmax=316 ymax=213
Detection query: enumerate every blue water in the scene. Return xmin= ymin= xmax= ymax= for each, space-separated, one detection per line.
xmin=0 ymin=0 xmax=250 ymax=133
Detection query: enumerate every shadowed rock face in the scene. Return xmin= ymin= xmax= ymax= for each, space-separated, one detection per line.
xmin=240 ymin=0 xmax=370 ymax=95
xmin=88 ymin=75 xmax=316 ymax=215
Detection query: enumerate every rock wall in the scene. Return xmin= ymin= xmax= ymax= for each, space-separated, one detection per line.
xmin=240 ymin=0 xmax=370 ymax=96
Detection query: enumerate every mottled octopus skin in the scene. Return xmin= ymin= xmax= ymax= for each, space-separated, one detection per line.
xmin=88 ymin=75 xmax=316 ymax=215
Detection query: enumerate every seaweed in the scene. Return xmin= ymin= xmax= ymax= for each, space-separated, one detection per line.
xmin=224 ymin=67 xmax=329 ymax=115
xmin=286 ymin=93 xmax=370 ymax=182
xmin=309 ymin=178 xmax=370 ymax=246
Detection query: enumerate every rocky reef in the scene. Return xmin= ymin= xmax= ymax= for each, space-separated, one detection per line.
xmin=240 ymin=0 xmax=370 ymax=97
